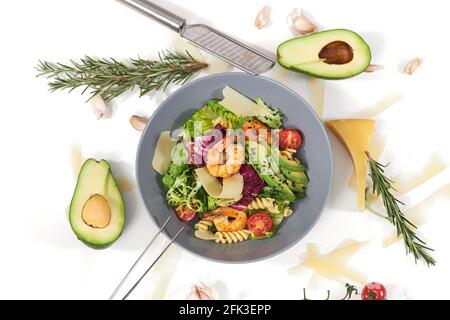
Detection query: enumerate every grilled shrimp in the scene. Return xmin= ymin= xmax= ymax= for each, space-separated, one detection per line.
xmin=203 ymin=207 xmax=247 ymax=232
xmin=241 ymin=119 xmax=271 ymax=144
xmin=206 ymin=137 xmax=244 ymax=178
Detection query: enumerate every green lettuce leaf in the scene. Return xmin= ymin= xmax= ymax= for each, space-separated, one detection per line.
xmin=166 ymin=167 xmax=207 ymax=213
xmin=182 ymin=100 xmax=241 ymax=136
xmin=162 ymin=162 xmax=188 ymax=190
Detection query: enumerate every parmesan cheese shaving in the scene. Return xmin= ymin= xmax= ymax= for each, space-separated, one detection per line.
xmin=194 ymin=229 xmax=216 ymax=241
xmin=195 ymin=167 xmax=243 ymax=199
xmin=220 ymin=86 xmax=271 ymax=118
xmin=152 ymin=131 xmax=177 ymax=175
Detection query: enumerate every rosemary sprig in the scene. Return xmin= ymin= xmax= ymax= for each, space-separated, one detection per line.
xmin=36 ymin=51 xmax=208 ymax=101
xmin=365 ymin=152 xmax=435 ymax=266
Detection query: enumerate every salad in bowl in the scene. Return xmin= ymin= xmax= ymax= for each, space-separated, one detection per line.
xmin=152 ymin=86 xmax=309 ymax=244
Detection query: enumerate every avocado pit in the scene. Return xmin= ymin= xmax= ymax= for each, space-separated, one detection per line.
xmin=318 ymin=41 xmax=354 ymax=65
xmin=82 ymin=194 xmax=111 ymax=229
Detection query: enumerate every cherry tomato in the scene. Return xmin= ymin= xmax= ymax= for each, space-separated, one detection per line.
xmin=247 ymin=212 xmax=273 ymax=237
xmin=279 ymin=129 xmax=302 ymax=150
xmin=175 ymin=206 xmax=196 ymax=222
xmin=361 ymin=282 xmax=387 ymax=300
xmin=241 ymin=119 xmax=270 ymax=144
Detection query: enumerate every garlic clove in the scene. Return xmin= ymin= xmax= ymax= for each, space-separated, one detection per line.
xmin=90 ymin=94 xmax=109 ymax=120
xmin=287 ymin=9 xmax=317 ymax=36
xmin=404 ymin=57 xmax=423 ymax=75
xmin=186 ymin=282 xmax=217 ymax=300
xmin=255 ymin=5 xmax=271 ymax=29
xmin=365 ymin=64 xmax=384 ymax=73
xmin=129 ymin=115 xmax=149 ymax=132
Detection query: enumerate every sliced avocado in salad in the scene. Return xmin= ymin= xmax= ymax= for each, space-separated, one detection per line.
xmin=281 ymin=167 xmax=309 ymax=184
xmin=254 ymin=97 xmax=282 ymax=129
xmin=279 ymin=152 xmax=306 ymax=172
xmin=249 ymin=142 xmax=302 ymax=202
xmin=250 ymin=153 xmax=295 ymax=202
xmin=286 ymin=179 xmax=305 ymax=193
xmin=260 ymin=174 xmax=296 ymax=202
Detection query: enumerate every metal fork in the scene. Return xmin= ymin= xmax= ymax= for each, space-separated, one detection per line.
xmin=109 ymin=216 xmax=184 ymax=300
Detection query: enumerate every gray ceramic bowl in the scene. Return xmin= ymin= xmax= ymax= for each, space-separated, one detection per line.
xmin=136 ymin=72 xmax=332 ymax=263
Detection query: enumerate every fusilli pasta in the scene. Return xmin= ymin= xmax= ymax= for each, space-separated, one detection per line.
xmin=215 ymin=230 xmax=251 ymax=244
xmin=247 ymin=197 xmax=292 ymax=217
xmin=194 ymin=222 xmax=251 ymax=243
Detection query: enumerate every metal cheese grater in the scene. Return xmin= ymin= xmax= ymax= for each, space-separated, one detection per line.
xmin=117 ymin=0 xmax=276 ymax=75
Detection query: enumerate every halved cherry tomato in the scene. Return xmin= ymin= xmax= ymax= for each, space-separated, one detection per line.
xmin=279 ymin=128 xmax=302 ymax=150
xmin=361 ymin=282 xmax=387 ymax=300
xmin=175 ymin=206 xmax=196 ymax=222
xmin=247 ymin=212 xmax=273 ymax=237
xmin=241 ymin=119 xmax=270 ymax=144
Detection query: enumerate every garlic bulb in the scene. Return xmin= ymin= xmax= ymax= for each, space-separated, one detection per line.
xmin=129 ymin=115 xmax=149 ymax=132
xmin=186 ymin=283 xmax=217 ymax=300
xmin=404 ymin=58 xmax=423 ymax=75
xmin=255 ymin=5 xmax=271 ymax=29
xmin=287 ymin=9 xmax=317 ymax=35
xmin=90 ymin=94 xmax=109 ymax=120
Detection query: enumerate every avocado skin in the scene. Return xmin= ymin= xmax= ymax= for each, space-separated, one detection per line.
xmin=69 ymin=159 xmax=125 ymax=249
xmin=79 ymin=239 xmax=114 ymax=250
xmin=296 ymin=190 xmax=306 ymax=200
xmin=277 ymin=29 xmax=372 ymax=80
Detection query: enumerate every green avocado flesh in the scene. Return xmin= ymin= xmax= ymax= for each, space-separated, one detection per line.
xmin=279 ymin=153 xmax=306 ymax=172
xmin=277 ymin=29 xmax=371 ymax=79
xmin=281 ymin=167 xmax=309 ymax=184
xmin=249 ymin=142 xmax=308 ymax=202
xmin=286 ymin=180 xmax=305 ymax=193
xmin=69 ymin=159 xmax=125 ymax=248
xmin=262 ymin=174 xmax=296 ymax=202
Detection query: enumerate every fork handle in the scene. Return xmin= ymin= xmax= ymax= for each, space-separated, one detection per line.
xmin=117 ymin=0 xmax=186 ymax=32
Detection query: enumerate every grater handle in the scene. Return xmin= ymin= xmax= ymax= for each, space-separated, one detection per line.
xmin=117 ymin=0 xmax=186 ymax=32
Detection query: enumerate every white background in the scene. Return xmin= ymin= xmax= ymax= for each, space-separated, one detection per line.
xmin=1 ymin=0 xmax=450 ymax=299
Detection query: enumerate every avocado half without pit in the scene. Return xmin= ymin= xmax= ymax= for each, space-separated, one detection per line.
xmin=69 ymin=159 xmax=125 ymax=248
xmin=277 ymin=29 xmax=371 ymax=79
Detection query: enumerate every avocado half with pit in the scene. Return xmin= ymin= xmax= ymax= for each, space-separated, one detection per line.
xmin=277 ymin=29 xmax=371 ymax=79
xmin=69 ymin=159 xmax=125 ymax=248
